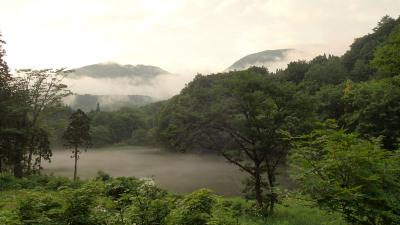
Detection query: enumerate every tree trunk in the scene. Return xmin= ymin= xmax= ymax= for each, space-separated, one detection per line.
xmin=254 ymin=170 xmax=263 ymax=209
xmin=267 ymin=172 xmax=276 ymax=215
xmin=38 ymin=154 xmax=42 ymax=175
xmin=27 ymin=147 xmax=33 ymax=174
xmin=269 ymin=191 xmax=275 ymax=215
xmin=14 ymin=162 xmax=23 ymax=178
xmin=13 ymin=143 xmax=24 ymax=178
xmin=73 ymin=145 xmax=78 ymax=181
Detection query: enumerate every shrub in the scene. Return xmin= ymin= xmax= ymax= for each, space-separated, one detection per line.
xmin=63 ymin=190 xmax=95 ymax=225
xmin=0 ymin=210 xmax=22 ymax=225
xmin=95 ymin=170 xmax=111 ymax=182
xmin=167 ymin=189 xmax=215 ymax=225
xmin=44 ymin=176 xmax=80 ymax=190
xmin=291 ymin=126 xmax=400 ymax=224
xmin=18 ymin=192 xmax=64 ymax=225
xmin=0 ymin=173 xmax=18 ymax=190
xmin=124 ymin=182 xmax=171 ymax=225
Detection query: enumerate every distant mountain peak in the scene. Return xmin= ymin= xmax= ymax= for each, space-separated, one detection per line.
xmin=100 ymin=61 xmax=118 ymax=65
xmin=227 ymin=49 xmax=295 ymax=71
xmin=70 ymin=62 xmax=170 ymax=80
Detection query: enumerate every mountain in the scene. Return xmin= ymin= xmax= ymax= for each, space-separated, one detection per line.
xmin=227 ymin=49 xmax=295 ymax=71
xmin=70 ymin=62 xmax=170 ymax=80
xmin=64 ymin=94 xmax=154 ymax=111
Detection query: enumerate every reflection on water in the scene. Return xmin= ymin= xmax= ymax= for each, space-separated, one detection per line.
xmin=43 ymin=146 xmax=247 ymax=196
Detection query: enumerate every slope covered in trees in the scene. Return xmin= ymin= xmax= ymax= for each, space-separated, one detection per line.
xmin=154 ymin=15 xmax=400 ymax=222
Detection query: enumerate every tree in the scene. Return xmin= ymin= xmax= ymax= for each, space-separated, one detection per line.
xmin=343 ymin=76 xmax=400 ymax=150
xmin=64 ymin=109 xmax=91 ymax=181
xmin=89 ymin=108 xmax=145 ymax=145
xmin=30 ymin=127 xmax=51 ymax=174
xmin=342 ymin=15 xmax=398 ymax=81
xmin=90 ymin=125 xmax=112 ymax=147
xmin=156 ymin=70 xmax=313 ymax=214
xmin=11 ymin=69 xmax=71 ymax=176
xmin=371 ymin=25 xmax=400 ymax=77
xmin=314 ymin=83 xmax=346 ymax=122
xmin=280 ymin=60 xmax=310 ymax=84
xmin=301 ymin=55 xmax=348 ymax=93
xmin=290 ymin=123 xmax=400 ymax=224
xmin=0 ymin=34 xmax=71 ymax=177
xmin=0 ymin=32 xmax=12 ymax=173
xmin=0 ymin=34 xmax=32 ymax=177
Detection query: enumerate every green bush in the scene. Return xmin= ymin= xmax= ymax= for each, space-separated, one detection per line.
xmin=104 ymin=177 xmax=142 ymax=200
xmin=18 ymin=192 xmax=64 ymax=225
xmin=124 ymin=181 xmax=171 ymax=225
xmin=291 ymin=126 xmax=400 ymax=224
xmin=0 ymin=173 xmax=82 ymax=191
xmin=208 ymin=205 xmax=237 ymax=225
xmin=95 ymin=170 xmax=111 ymax=181
xmin=44 ymin=176 xmax=81 ymax=190
xmin=0 ymin=173 xmax=18 ymax=191
xmin=63 ymin=189 xmax=95 ymax=225
xmin=167 ymin=189 xmax=215 ymax=225
xmin=0 ymin=174 xmax=347 ymax=225
xmin=0 ymin=210 xmax=21 ymax=225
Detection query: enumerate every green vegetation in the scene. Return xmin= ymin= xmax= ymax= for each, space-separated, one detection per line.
xmin=1 ymin=15 xmax=400 ymax=224
xmin=291 ymin=123 xmax=400 ymax=224
xmin=0 ymin=173 xmax=345 ymax=225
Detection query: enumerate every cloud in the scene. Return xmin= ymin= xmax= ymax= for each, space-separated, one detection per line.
xmin=63 ymin=72 xmax=193 ymax=100
xmin=0 ymin=0 xmax=399 ymax=75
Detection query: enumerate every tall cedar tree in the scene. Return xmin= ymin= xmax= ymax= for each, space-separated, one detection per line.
xmin=64 ymin=109 xmax=91 ymax=180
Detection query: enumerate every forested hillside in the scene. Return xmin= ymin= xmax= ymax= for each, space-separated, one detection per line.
xmin=154 ymin=15 xmax=400 ymax=224
xmin=1 ymin=15 xmax=400 ymax=225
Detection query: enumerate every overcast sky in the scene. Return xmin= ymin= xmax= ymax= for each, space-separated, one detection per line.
xmin=0 ymin=0 xmax=399 ymax=74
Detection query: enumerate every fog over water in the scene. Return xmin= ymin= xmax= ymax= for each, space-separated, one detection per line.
xmin=43 ymin=146 xmax=248 ymax=196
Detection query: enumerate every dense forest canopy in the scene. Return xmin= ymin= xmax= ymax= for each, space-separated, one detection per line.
xmin=0 ymin=15 xmax=400 ymax=225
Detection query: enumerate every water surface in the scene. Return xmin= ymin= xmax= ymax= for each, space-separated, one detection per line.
xmin=43 ymin=146 xmax=248 ymax=196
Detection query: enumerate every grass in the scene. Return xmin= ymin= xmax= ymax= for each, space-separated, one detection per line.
xmin=226 ymin=197 xmax=346 ymax=225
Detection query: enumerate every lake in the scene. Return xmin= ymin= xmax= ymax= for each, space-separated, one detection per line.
xmin=43 ymin=146 xmax=248 ymax=196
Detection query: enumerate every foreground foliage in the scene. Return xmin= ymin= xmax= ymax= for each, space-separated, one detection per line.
xmin=291 ymin=123 xmax=400 ymax=224
xmin=0 ymin=173 xmax=345 ymax=225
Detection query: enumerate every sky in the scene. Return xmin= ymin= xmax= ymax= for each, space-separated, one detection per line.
xmin=0 ymin=0 xmax=399 ymax=75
